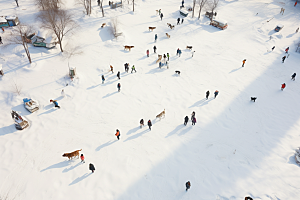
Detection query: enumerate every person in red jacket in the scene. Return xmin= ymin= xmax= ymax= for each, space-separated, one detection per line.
xmin=115 ymin=129 xmax=120 ymax=140
xmin=146 ymin=49 xmax=149 ymax=57
xmin=80 ymin=154 xmax=85 ymax=163
xmin=295 ymin=1 xmax=298 ymax=7
xmin=281 ymin=83 xmax=286 ymax=91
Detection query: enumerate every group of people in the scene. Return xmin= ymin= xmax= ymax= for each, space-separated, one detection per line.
xmin=79 ymin=153 xmax=96 ymax=173
xmin=139 ymin=119 xmax=152 ymax=130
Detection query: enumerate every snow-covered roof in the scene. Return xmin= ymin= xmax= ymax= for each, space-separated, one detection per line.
xmin=5 ymin=15 xmax=17 ymax=20
xmin=0 ymin=17 xmax=7 ymax=23
xmin=277 ymin=24 xmax=284 ymax=27
xmin=213 ymin=19 xmax=227 ymax=25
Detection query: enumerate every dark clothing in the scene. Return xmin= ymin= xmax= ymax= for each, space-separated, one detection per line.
xmin=102 ymin=75 xmax=105 ymax=84
xmin=117 ymin=83 xmax=121 ymax=92
xmin=192 ymin=117 xmax=196 ymax=125
xmin=160 ymin=13 xmax=163 ymax=20
xmin=15 ymin=0 xmax=19 ymax=7
xmin=181 ymin=18 xmax=184 ymax=24
xmin=182 ymin=0 xmax=184 ymax=7
xmin=148 ymin=120 xmax=152 ymax=130
xmin=140 ymin=119 xmax=144 ymax=128
xmin=89 ymin=163 xmax=95 ymax=173
xmin=155 ymin=34 xmax=157 ymax=42
xmin=206 ymin=91 xmax=210 ymax=99
xmin=0 ymin=36 xmax=2 ymax=44
xmin=124 ymin=63 xmax=129 ymax=72
xmin=117 ymin=72 xmax=120 ymax=79
xmin=214 ymin=91 xmax=219 ymax=98
xmin=153 ymin=46 xmax=157 ymax=53
xmin=272 ymin=46 xmax=275 ymax=51
xmin=147 ymin=50 xmax=149 ymax=57
xmin=245 ymin=197 xmax=253 ymax=200
xmin=282 ymin=56 xmax=286 ymax=63
xmin=177 ymin=18 xmax=180 ymax=25
xmin=131 ymin=66 xmax=136 ymax=73
xmin=184 ymin=116 xmax=189 ymax=126
xmin=97 ymin=0 xmax=100 ymax=6
xmin=185 ymin=181 xmax=190 ymax=191
xmin=176 ymin=48 xmax=179 ymax=55
xmin=167 ymin=53 xmax=169 ymax=61
xmin=292 ymin=73 xmax=296 ymax=80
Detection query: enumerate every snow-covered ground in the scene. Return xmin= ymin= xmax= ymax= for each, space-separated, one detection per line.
xmin=1 ymin=0 xmax=300 ymax=199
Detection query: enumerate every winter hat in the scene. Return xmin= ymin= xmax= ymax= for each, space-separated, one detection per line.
xmin=50 ymin=100 xmax=53 ymax=102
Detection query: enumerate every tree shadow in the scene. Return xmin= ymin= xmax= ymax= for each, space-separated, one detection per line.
xmin=95 ymin=140 xmax=118 ymax=151
xmin=62 ymin=162 xmax=82 ymax=173
xmin=0 ymin=124 xmax=16 ymax=136
xmin=41 ymin=160 xmax=73 ymax=172
xmin=103 ymin=91 xmax=118 ymax=98
xmin=69 ymin=173 xmax=92 ymax=186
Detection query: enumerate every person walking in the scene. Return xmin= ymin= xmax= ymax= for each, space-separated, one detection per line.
xmin=291 ymin=73 xmax=296 ymax=81
xmin=163 ymin=54 xmax=167 ymax=63
xmin=50 ymin=100 xmax=60 ymax=109
xmin=110 ymin=65 xmax=114 ymax=73
xmin=80 ymin=154 xmax=85 ymax=163
xmin=192 ymin=117 xmax=196 ymax=125
xmin=192 ymin=51 xmax=195 ymax=57
xmin=295 ymin=1 xmax=298 ymax=6
xmin=117 ymin=71 xmax=120 ymax=79
xmin=166 ymin=61 xmax=169 ymax=69
xmin=160 ymin=13 xmax=163 ymax=21
xmin=282 ymin=55 xmax=286 ymax=63
xmin=89 ymin=163 xmax=95 ymax=173
xmin=206 ymin=90 xmax=210 ymax=99
xmin=126 ymin=63 xmax=129 ymax=73
xmin=185 ymin=181 xmax=191 ymax=191
xmin=97 ymin=0 xmax=100 ymax=6
xmin=179 ymin=49 xmax=182 ymax=57
xmin=184 ymin=116 xmax=189 ymax=126
xmin=102 ymin=75 xmax=105 ymax=84
xmin=182 ymin=0 xmax=184 ymax=7
xmin=146 ymin=49 xmax=149 ymax=57
xmin=131 ymin=65 xmax=136 ymax=73
xmin=153 ymin=45 xmax=157 ymax=53
xmin=181 ymin=18 xmax=184 ymax=24
xmin=176 ymin=48 xmax=180 ymax=56
xmin=115 ymin=129 xmax=120 ymax=140
xmin=242 ymin=59 xmax=246 ymax=67
xmin=191 ymin=111 xmax=195 ymax=122
xmin=296 ymin=27 xmax=299 ymax=33
xmin=0 ymin=36 xmax=2 ymax=44
xmin=148 ymin=119 xmax=152 ymax=130
xmin=281 ymin=83 xmax=286 ymax=91
xmin=285 ymin=47 xmax=289 ymax=54
xmin=159 ymin=9 xmax=161 ymax=15
xmin=177 ymin=18 xmax=180 ymax=25
xmin=140 ymin=119 xmax=144 ymax=128
xmin=214 ymin=90 xmax=219 ymax=99
xmin=117 ymin=83 xmax=121 ymax=92
xmin=167 ymin=53 xmax=169 ymax=61
xmin=272 ymin=46 xmax=275 ymax=51
xmin=155 ymin=34 xmax=157 ymax=42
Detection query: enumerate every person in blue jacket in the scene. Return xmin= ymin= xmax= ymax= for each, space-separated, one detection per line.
xmin=50 ymin=99 xmax=60 ymax=108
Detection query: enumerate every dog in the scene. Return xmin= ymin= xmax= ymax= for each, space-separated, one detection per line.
xmin=62 ymin=149 xmax=82 ymax=160
xmin=156 ymin=54 xmax=162 ymax=63
xmin=124 ymin=45 xmax=134 ymax=51
xmin=167 ymin=23 xmax=171 ymax=27
xmin=186 ymin=46 xmax=192 ymax=50
xmin=170 ymin=25 xmax=175 ymax=29
xmin=175 ymin=71 xmax=181 ymax=75
xmin=251 ymin=97 xmax=257 ymax=102
xmin=149 ymin=27 xmax=156 ymax=31
xmin=156 ymin=109 xmax=165 ymax=120
xmin=101 ymin=23 xmax=106 ymax=28
xmin=166 ymin=33 xmax=170 ymax=38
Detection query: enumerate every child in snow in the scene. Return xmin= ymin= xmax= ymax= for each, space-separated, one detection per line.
xmin=185 ymin=181 xmax=191 ymax=191
xmin=146 ymin=49 xmax=149 ymax=57
xmin=282 ymin=56 xmax=286 ymax=63
xmin=50 ymin=100 xmax=60 ymax=109
xmin=110 ymin=65 xmax=114 ymax=73
xmin=148 ymin=120 xmax=152 ymax=130
xmin=206 ymin=90 xmax=210 ymax=99
xmin=117 ymin=83 xmax=121 ymax=92
xmin=242 ymin=59 xmax=246 ymax=67
xmin=102 ymin=75 xmax=105 ymax=84
xmin=181 ymin=18 xmax=184 ymax=24
xmin=192 ymin=117 xmax=196 ymax=125
xmin=285 ymin=47 xmax=289 ymax=54
xmin=160 ymin=13 xmax=163 ymax=20
xmin=281 ymin=83 xmax=286 ymax=91
xmin=89 ymin=163 xmax=95 ymax=173
xmin=184 ymin=116 xmax=189 ymax=126
xmin=272 ymin=46 xmax=275 ymax=51
xmin=214 ymin=90 xmax=219 ymax=98
xmin=153 ymin=46 xmax=157 ymax=53
xmin=80 ymin=154 xmax=85 ymax=163
xmin=115 ymin=129 xmax=120 ymax=140
xmin=117 ymin=71 xmax=120 ymax=79
xmin=177 ymin=18 xmax=180 ymax=25
xmin=155 ymin=34 xmax=157 ymax=42
xmin=291 ymin=73 xmax=296 ymax=81
xmin=140 ymin=119 xmax=144 ymax=128
xmin=167 ymin=53 xmax=169 ymax=61
xmin=163 ymin=54 xmax=167 ymax=63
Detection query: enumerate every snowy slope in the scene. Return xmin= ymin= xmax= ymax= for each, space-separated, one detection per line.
xmin=1 ymin=0 xmax=300 ymax=199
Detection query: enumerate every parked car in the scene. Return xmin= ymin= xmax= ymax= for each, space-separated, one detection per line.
xmin=23 ymin=98 xmax=40 ymax=113
xmin=210 ymin=19 xmax=228 ymax=30
xmin=274 ymin=24 xmax=284 ymax=32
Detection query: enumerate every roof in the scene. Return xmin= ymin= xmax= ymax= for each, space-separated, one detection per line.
xmin=5 ymin=15 xmax=17 ymax=20
xmin=213 ymin=19 xmax=227 ymax=24
xmin=0 ymin=17 xmax=7 ymax=23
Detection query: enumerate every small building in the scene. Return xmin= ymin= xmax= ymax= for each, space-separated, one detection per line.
xmin=0 ymin=15 xmax=19 ymax=28
xmin=109 ymin=1 xmax=122 ymax=9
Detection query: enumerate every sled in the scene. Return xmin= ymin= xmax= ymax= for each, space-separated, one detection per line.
xmin=11 ymin=110 xmax=30 ymax=130
xmin=23 ymin=98 xmax=39 ymax=113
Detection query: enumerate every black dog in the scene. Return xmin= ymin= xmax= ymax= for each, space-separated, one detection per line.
xmin=175 ymin=71 xmax=180 ymax=75
xmin=251 ymin=97 xmax=257 ymax=102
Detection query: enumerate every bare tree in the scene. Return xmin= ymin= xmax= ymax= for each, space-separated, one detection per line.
xmin=207 ymin=0 xmax=219 ymax=21
xmin=38 ymin=9 xmax=78 ymax=52
xmin=192 ymin=0 xmax=196 ymax=18
xmin=35 ymin=0 xmax=61 ymax=10
xmin=110 ymin=18 xmax=122 ymax=39
xmin=77 ymin=0 xmax=91 ymax=15
xmin=99 ymin=0 xmax=105 ymax=17
xmin=198 ymin=0 xmax=208 ymax=20
xmin=133 ymin=0 xmax=134 ymax=12
xmin=11 ymin=80 xmax=22 ymax=95
xmin=5 ymin=24 xmax=33 ymax=63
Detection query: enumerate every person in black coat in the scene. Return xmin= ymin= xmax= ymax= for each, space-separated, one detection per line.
xmin=117 ymin=71 xmax=120 ymax=79
xmin=206 ymin=90 xmax=210 ymax=99
xmin=140 ymin=119 xmax=144 ymax=128
xmin=160 ymin=13 xmax=163 ymax=20
xmin=117 ymin=83 xmax=121 ymax=92
xmin=148 ymin=120 xmax=152 ymax=130
xmin=185 ymin=181 xmax=191 ymax=191
xmin=89 ymin=163 xmax=95 ymax=173
xmin=291 ymin=73 xmax=296 ymax=81
xmin=153 ymin=45 xmax=157 ymax=53
xmin=177 ymin=18 xmax=180 ymax=25
xmin=184 ymin=116 xmax=189 ymax=126
xmin=0 ymin=36 xmax=2 ymax=44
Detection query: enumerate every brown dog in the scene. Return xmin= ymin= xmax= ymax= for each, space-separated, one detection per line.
xmin=101 ymin=23 xmax=106 ymax=28
xmin=124 ymin=45 xmax=134 ymax=51
xmin=156 ymin=109 xmax=165 ymax=120
xmin=62 ymin=149 xmax=82 ymax=160
xmin=156 ymin=55 xmax=162 ymax=63
xmin=166 ymin=33 xmax=170 ymax=38
xmin=149 ymin=27 xmax=156 ymax=31
xmin=186 ymin=46 xmax=193 ymax=50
